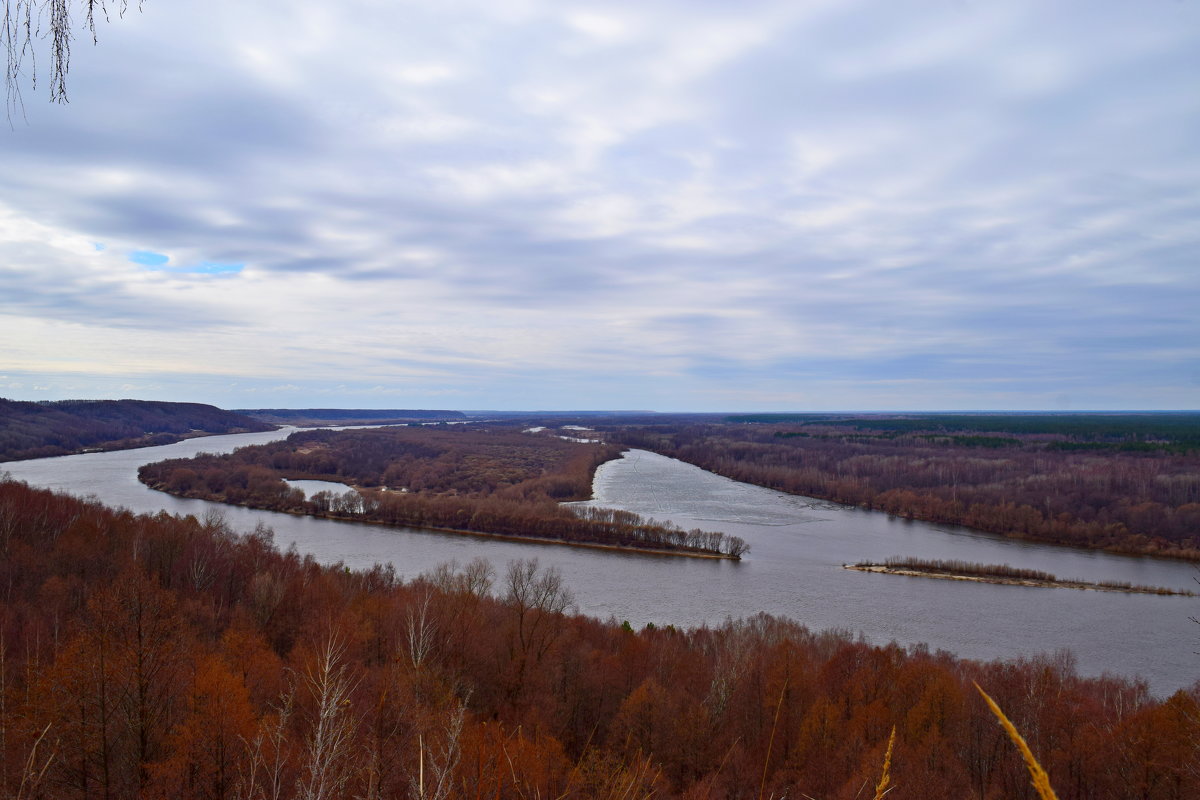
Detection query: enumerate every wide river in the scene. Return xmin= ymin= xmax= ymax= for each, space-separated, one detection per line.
xmin=3 ymin=428 xmax=1196 ymax=696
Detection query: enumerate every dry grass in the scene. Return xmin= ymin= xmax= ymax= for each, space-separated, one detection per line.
xmin=975 ymin=683 xmax=1059 ymax=800
xmin=872 ymin=726 xmax=895 ymax=800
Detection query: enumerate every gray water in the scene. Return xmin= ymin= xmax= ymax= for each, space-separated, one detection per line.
xmin=284 ymin=478 xmax=357 ymax=498
xmin=3 ymin=431 xmax=1196 ymax=696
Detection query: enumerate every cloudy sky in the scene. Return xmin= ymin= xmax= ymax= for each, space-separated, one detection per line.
xmin=2 ymin=0 xmax=1198 ymax=411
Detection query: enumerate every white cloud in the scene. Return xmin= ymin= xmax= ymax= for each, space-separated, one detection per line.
xmin=391 ymin=63 xmax=459 ymax=85
xmin=563 ymin=10 xmax=632 ymax=44
xmin=0 ymin=0 xmax=1196 ymax=409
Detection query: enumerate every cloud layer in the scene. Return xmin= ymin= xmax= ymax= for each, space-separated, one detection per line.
xmin=2 ymin=0 xmax=1198 ymax=410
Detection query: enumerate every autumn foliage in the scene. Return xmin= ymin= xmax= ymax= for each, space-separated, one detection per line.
xmin=138 ymin=427 xmax=749 ymax=558
xmin=0 ymin=478 xmax=1197 ymax=799
xmin=0 ymin=398 xmax=273 ymax=462
xmin=610 ymin=416 xmax=1200 ymax=559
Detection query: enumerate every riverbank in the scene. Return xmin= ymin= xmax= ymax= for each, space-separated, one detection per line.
xmin=8 ymin=437 xmax=1199 ymax=696
xmin=4 ymin=476 xmax=1195 ymax=798
xmin=845 ymin=562 xmax=1195 ymax=596
xmin=141 ymin=482 xmax=742 ymax=561
xmin=622 ymin=421 xmax=1200 ymax=564
xmin=137 ymin=427 xmax=750 ymax=559
xmin=0 ymin=398 xmax=277 ymax=462
xmin=271 ymin=502 xmax=741 ymax=560
xmin=0 ymin=427 xmax=279 ymax=464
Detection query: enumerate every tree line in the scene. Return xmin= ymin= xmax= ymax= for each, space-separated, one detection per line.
xmin=0 ymin=477 xmax=1195 ymax=799
xmin=137 ymin=427 xmax=749 ymax=558
xmin=235 ymin=409 xmax=466 ymax=426
xmin=725 ymin=412 xmax=1200 ymax=448
xmin=607 ymin=419 xmax=1200 ymax=559
xmin=0 ymin=398 xmax=273 ymax=463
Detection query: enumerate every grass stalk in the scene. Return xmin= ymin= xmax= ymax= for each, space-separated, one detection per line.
xmin=872 ymin=726 xmax=895 ymax=800
xmin=974 ymin=683 xmax=1059 ymax=800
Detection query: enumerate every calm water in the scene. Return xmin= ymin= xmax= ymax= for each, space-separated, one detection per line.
xmin=4 ymin=431 xmax=1196 ymax=696
xmin=284 ymin=478 xmax=358 ymax=498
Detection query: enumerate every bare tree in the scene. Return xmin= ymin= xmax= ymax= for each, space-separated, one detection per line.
xmin=3 ymin=0 xmax=143 ymax=116
xmin=409 ymin=698 xmax=466 ymax=800
xmin=236 ymin=690 xmax=295 ymax=800
xmin=421 ymin=557 xmax=495 ymax=599
xmin=406 ymin=591 xmax=438 ymax=672
xmin=297 ymin=634 xmax=360 ymax=800
xmin=502 ymin=559 xmax=574 ymax=702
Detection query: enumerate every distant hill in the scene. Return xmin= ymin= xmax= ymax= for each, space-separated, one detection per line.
xmin=237 ymin=408 xmax=466 ymax=426
xmin=0 ymin=398 xmax=275 ymax=462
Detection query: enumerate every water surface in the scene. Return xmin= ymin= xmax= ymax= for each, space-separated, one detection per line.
xmin=4 ymin=434 xmax=1195 ymax=695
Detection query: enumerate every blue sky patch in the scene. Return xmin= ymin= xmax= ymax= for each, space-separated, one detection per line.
xmin=5 ymin=0 xmax=1198 ymax=411
xmin=129 ymin=250 xmax=170 ymax=266
xmin=190 ymin=262 xmax=244 ymax=275
xmin=130 ymin=250 xmax=243 ymax=275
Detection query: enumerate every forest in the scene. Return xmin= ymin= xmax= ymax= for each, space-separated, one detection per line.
xmin=137 ymin=427 xmax=749 ymax=558
xmin=604 ymin=414 xmax=1200 ymax=560
xmin=235 ymin=409 xmax=466 ymax=427
xmin=0 ymin=477 xmax=1196 ymax=799
xmin=0 ymin=399 xmax=274 ymax=463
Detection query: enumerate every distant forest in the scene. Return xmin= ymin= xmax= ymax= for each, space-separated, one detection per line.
xmin=237 ymin=408 xmax=466 ymax=426
xmin=0 ymin=477 xmax=1194 ymax=799
xmin=0 ymin=398 xmax=273 ymax=462
xmin=139 ymin=427 xmax=749 ymax=558
xmin=606 ymin=413 xmax=1200 ymax=559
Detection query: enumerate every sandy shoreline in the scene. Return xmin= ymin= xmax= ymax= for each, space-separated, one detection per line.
xmin=844 ymin=564 xmax=1193 ymax=596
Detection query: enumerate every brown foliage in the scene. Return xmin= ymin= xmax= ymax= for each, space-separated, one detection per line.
xmin=0 ymin=478 xmax=1196 ymax=799
xmin=0 ymin=398 xmax=272 ymax=462
xmin=139 ymin=427 xmax=748 ymax=557
xmin=612 ymin=421 xmax=1200 ymax=559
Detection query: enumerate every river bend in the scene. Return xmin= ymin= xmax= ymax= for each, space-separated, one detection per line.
xmin=3 ymin=429 xmax=1195 ymax=696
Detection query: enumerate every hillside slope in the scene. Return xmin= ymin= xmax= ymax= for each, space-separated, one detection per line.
xmin=0 ymin=398 xmax=275 ymax=462
xmin=0 ymin=476 xmax=1194 ymax=798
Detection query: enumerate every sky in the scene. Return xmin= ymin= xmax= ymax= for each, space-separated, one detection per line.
xmin=2 ymin=0 xmax=1198 ymax=412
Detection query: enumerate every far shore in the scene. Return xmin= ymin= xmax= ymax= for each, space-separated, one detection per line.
xmin=0 ymin=427 xmax=273 ymax=464
xmin=844 ymin=563 xmax=1194 ymax=597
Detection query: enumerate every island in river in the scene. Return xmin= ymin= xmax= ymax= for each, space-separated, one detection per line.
xmin=137 ymin=425 xmax=749 ymax=559
xmin=846 ymin=556 xmax=1195 ymax=596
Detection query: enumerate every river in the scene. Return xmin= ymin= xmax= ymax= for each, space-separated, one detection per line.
xmin=2 ymin=428 xmax=1195 ymax=696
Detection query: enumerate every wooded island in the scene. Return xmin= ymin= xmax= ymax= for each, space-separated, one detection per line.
xmin=138 ymin=426 xmax=749 ymax=559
